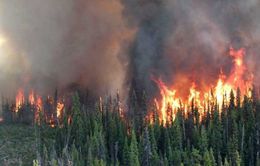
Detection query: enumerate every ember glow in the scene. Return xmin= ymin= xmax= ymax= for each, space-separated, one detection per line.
xmin=29 ymin=90 xmax=35 ymax=105
xmin=56 ymin=101 xmax=64 ymax=118
xmin=14 ymin=89 xmax=64 ymax=125
xmin=15 ymin=89 xmax=24 ymax=113
xmin=153 ymin=47 xmax=253 ymax=124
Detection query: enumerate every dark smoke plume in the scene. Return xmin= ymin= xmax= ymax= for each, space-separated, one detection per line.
xmin=0 ymin=0 xmax=134 ymax=98
xmin=121 ymin=0 xmax=260 ymax=98
xmin=0 ymin=0 xmax=260 ymax=100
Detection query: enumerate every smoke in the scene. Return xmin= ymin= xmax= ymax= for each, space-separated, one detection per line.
xmin=0 ymin=0 xmax=134 ymax=97
xmin=121 ymin=0 xmax=260 ymax=97
xmin=0 ymin=0 xmax=260 ymax=99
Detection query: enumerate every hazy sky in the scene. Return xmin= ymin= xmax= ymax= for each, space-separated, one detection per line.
xmin=0 ymin=0 xmax=260 ymax=99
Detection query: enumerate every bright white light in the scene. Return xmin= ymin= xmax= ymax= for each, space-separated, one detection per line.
xmin=0 ymin=34 xmax=8 ymax=66
xmin=0 ymin=35 xmax=6 ymax=46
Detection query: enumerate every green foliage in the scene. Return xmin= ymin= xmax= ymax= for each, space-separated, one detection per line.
xmin=0 ymin=125 xmax=36 ymax=165
xmin=3 ymin=89 xmax=259 ymax=165
xmin=141 ymin=127 xmax=152 ymax=166
xmin=129 ymin=129 xmax=140 ymax=166
xmin=203 ymin=150 xmax=212 ymax=166
xmin=191 ymin=148 xmax=202 ymax=165
xmin=122 ymin=137 xmax=129 ymax=166
xmin=203 ymin=149 xmax=216 ymax=166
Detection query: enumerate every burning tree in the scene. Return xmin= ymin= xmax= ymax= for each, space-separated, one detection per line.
xmin=152 ymin=47 xmax=254 ymax=125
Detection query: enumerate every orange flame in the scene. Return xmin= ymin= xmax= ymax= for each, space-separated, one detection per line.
xmin=29 ymin=90 xmax=34 ymax=105
xmin=15 ymin=89 xmax=24 ymax=112
xmin=14 ymin=88 xmax=67 ymax=126
xmin=153 ymin=47 xmax=253 ymax=125
xmin=56 ymin=101 xmax=64 ymax=118
xmin=28 ymin=90 xmax=43 ymax=110
xmin=36 ymin=96 xmax=43 ymax=111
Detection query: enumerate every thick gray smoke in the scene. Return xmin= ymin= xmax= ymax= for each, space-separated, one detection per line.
xmin=121 ymin=0 xmax=260 ymax=97
xmin=0 ymin=0 xmax=134 ymax=98
xmin=0 ymin=0 xmax=260 ymax=99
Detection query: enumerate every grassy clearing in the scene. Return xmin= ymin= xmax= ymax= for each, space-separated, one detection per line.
xmin=0 ymin=124 xmax=36 ymax=166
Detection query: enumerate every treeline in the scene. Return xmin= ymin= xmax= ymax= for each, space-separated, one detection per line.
xmin=29 ymin=88 xmax=260 ymax=166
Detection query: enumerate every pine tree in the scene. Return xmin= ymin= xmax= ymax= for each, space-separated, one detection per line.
xmin=210 ymin=106 xmax=222 ymax=158
xmin=116 ymin=118 xmax=127 ymax=163
xmin=166 ymin=145 xmax=173 ymax=165
xmin=209 ymin=148 xmax=216 ymax=166
xmin=217 ymin=152 xmax=223 ymax=166
xmin=221 ymin=101 xmax=228 ymax=158
xmin=172 ymin=150 xmax=182 ymax=166
xmin=171 ymin=115 xmax=183 ymax=150
xmin=229 ymin=90 xmax=235 ymax=110
xmin=236 ymin=88 xmax=241 ymax=109
xmin=122 ymin=137 xmax=129 ymax=166
xmin=43 ymin=145 xmax=49 ymax=166
xmin=191 ymin=148 xmax=202 ymax=166
xmin=129 ymin=90 xmax=138 ymax=128
xmin=182 ymin=150 xmax=190 ymax=165
xmin=203 ymin=150 xmax=212 ymax=166
xmin=234 ymin=151 xmax=241 ymax=166
xmin=97 ymin=131 xmax=106 ymax=161
xmin=242 ymin=96 xmax=255 ymax=164
xmin=199 ymin=125 xmax=208 ymax=152
xmin=50 ymin=147 xmax=58 ymax=166
xmin=149 ymin=126 xmax=160 ymax=166
xmin=141 ymin=127 xmax=152 ymax=166
xmin=129 ymin=129 xmax=140 ymax=166
xmin=71 ymin=143 xmax=83 ymax=166
xmin=224 ymin=158 xmax=229 ymax=166
xmin=163 ymin=155 xmax=169 ymax=166
xmin=106 ymin=111 xmax=117 ymax=164
xmin=71 ymin=93 xmax=85 ymax=148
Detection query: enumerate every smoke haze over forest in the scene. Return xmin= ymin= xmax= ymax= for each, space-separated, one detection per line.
xmin=0 ymin=0 xmax=260 ymax=99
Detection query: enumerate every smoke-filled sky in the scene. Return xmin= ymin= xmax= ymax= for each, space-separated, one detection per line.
xmin=122 ymin=0 xmax=260 ymax=96
xmin=0 ymin=0 xmax=135 ymax=97
xmin=0 ymin=0 xmax=260 ymax=98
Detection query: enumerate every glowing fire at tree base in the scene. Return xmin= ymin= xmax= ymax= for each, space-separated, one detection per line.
xmin=152 ymin=47 xmax=254 ymax=125
xmin=13 ymin=89 xmax=65 ymax=127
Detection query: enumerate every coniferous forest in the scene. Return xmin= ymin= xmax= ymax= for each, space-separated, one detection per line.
xmin=2 ymin=88 xmax=260 ymax=166
xmin=1 ymin=1 xmax=260 ymax=165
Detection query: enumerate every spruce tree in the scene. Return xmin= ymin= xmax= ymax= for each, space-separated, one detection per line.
xmin=129 ymin=129 xmax=140 ymax=166
xmin=203 ymin=150 xmax=212 ymax=166
xmin=191 ymin=148 xmax=202 ymax=166
xmin=122 ymin=137 xmax=129 ymax=166
xmin=172 ymin=150 xmax=182 ymax=166
xmin=209 ymin=148 xmax=216 ymax=166
xmin=171 ymin=115 xmax=183 ymax=150
xmin=141 ymin=127 xmax=152 ymax=166
xmin=149 ymin=126 xmax=160 ymax=166
xmin=224 ymin=158 xmax=229 ymax=166
xmin=199 ymin=125 xmax=208 ymax=152
xmin=71 ymin=93 xmax=85 ymax=148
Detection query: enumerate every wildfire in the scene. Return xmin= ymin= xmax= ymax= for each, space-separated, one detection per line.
xmin=14 ymin=89 xmax=65 ymax=126
xmin=29 ymin=90 xmax=35 ymax=105
xmin=36 ymin=96 xmax=43 ymax=111
xmin=15 ymin=89 xmax=24 ymax=112
xmin=153 ymin=47 xmax=253 ymax=125
xmin=56 ymin=101 xmax=64 ymax=118
xmin=28 ymin=90 xmax=43 ymax=111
